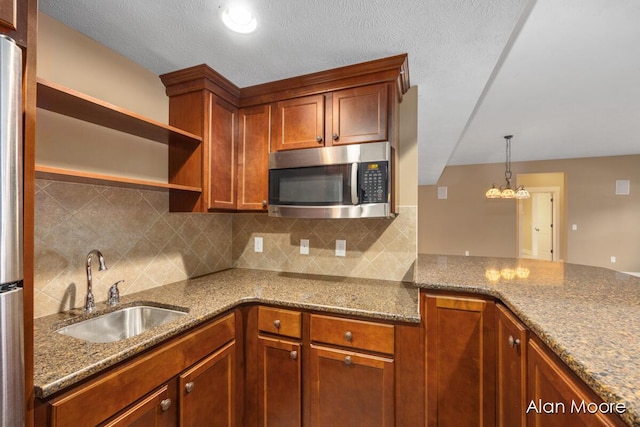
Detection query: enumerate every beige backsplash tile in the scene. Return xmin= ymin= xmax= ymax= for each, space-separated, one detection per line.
xmin=34 ymin=178 xmax=416 ymax=317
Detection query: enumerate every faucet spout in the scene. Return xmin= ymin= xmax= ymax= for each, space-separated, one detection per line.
xmin=85 ymin=249 xmax=107 ymax=313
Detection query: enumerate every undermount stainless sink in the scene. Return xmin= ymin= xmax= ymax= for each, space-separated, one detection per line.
xmin=56 ymin=305 xmax=188 ymax=343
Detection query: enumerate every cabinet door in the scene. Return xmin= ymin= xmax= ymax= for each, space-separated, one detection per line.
xmin=308 ymin=345 xmax=394 ymax=427
xmin=425 ymin=295 xmax=495 ymax=427
xmin=179 ymin=340 xmax=236 ymax=427
xmin=527 ymin=339 xmax=626 ymax=427
xmin=209 ymin=95 xmax=238 ymax=210
xmin=0 ymin=0 xmax=16 ymax=31
xmin=330 ymin=83 xmax=388 ymax=145
xmin=272 ymin=94 xmax=324 ymax=151
xmin=101 ymin=384 xmax=176 ymax=427
xmin=496 ymin=304 xmax=528 ymax=427
xmin=257 ymin=337 xmax=301 ymax=427
xmin=237 ymin=105 xmax=270 ymax=210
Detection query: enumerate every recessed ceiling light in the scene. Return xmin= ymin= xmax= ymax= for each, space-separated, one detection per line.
xmin=221 ymin=6 xmax=257 ymax=34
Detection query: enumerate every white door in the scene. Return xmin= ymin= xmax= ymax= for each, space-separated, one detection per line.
xmin=531 ymin=192 xmax=553 ymax=261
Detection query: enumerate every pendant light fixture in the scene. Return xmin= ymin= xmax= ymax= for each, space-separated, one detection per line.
xmin=485 ymin=135 xmax=530 ymax=200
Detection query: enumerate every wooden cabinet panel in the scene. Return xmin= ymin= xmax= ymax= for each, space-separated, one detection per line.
xmin=258 ymin=306 xmax=302 ymax=339
xmin=208 ymin=95 xmax=238 ymax=210
xmin=101 ymin=383 xmax=176 ymax=427
xmin=310 ymin=314 xmax=394 ymax=355
xmin=0 ymin=0 xmax=17 ymax=31
xmin=273 ymin=95 xmax=324 ymax=151
xmin=527 ymin=339 xmax=625 ymax=427
xmin=308 ymin=345 xmax=394 ymax=427
xmin=237 ymin=105 xmax=270 ymax=210
xmin=257 ymin=337 xmax=301 ymax=427
xmin=424 ymin=295 xmax=495 ymax=427
xmin=331 ymin=83 xmax=388 ymax=145
xmin=496 ymin=304 xmax=528 ymax=427
xmin=179 ymin=340 xmax=237 ymax=427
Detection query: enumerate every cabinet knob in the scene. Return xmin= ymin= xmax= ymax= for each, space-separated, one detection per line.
xmin=160 ymin=398 xmax=172 ymax=412
xmin=344 ymin=331 xmax=353 ymax=342
xmin=508 ymin=335 xmax=521 ymax=348
xmin=274 ymin=319 xmax=281 ymax=330
xmin=185 ymin=381 xmax=195 ymax=393
xmin=316 ymin=136 xmax=323 ymax=143
xmin=262 ymin=200 xmax=267 ymax=208
xmin=290 ymin=350 xmax=298 ymax=360
xmin=332 ymin=133 xmax=340 ymax=141
xmin=344 ymin=355 xmax=352 ymax=365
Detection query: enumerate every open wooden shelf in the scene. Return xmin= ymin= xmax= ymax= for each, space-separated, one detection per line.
xmin=35 ymin=165 xmax=202 ymax=193
xmin=36 ymin=78 xmax=203 ymax=146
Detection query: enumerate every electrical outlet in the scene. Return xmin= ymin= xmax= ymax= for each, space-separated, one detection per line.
xmin=464 ymin=251 xmax=470 ymax=256
xmin=300 ymin=239 xmax=309 ymax=255
xmin=572 ymin=224 xmax=578 ymax=231
xmin=335 ymin=240 xmax=346 ymax=257
xmin=254 ymin=237 xmax=263 ymax=253
xmin=611 ymin=256 xmax=616 ymax=263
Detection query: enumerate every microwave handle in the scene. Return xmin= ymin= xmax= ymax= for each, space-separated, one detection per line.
xmin=351 ymin=162 xmax=359 ymax=205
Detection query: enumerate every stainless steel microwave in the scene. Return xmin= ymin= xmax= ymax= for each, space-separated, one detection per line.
xmin=268 ymin=142 xmax=392 ymax=219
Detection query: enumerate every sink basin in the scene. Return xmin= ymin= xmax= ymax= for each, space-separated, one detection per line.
xmin=56 ymin=305 xmax=188 ymax=343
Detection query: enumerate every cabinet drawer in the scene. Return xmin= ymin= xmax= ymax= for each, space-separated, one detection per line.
xmin=258 ymin=306 xmax=301 ymax=339
xmin=310 ymin=314 xmax=394 ymax=355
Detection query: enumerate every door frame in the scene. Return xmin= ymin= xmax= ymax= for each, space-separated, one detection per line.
xmin=517 ymin=186 xmax=560 ymax=261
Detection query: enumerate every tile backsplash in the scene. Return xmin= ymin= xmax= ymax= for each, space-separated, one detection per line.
xmin=34 ymin=179 xmax=416 ymax=317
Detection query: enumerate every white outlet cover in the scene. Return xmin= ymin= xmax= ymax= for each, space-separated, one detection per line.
xmin=300 ymin=239 xmax=309 ymax=255
xmin=437 ymin=186 xmax=448 ymax=199
xmin=254 ymin=237 xmax=263 ymax=253
xmin=616 ymin=180 xmax=630 ymax=195
xmin=335 ymin=240 xmax=346 ymax=257
xmin=611 ymin=256 xmax=617 ymax=263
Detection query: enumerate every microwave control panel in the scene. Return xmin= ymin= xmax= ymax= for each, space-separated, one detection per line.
xmin=360 ymin=161 xmax=388 ymax=203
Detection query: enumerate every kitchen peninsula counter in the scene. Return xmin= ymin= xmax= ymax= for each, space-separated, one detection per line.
xmin=415 ymin=254 xmax=640 ymax=427
xmin=33 ymin=269 xmax=420 ymax=398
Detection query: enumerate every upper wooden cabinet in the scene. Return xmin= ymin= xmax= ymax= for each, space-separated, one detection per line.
xmin=0 ymin=0 xmax=16 ymax=31
xmin=272 ymin=83 xmax=389 ymax=151
xmin=161 ymin=55 xmax=409 ymax=211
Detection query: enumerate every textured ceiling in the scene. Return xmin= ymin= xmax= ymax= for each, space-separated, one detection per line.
xmin=38 ymin=0 xmax=640 ymax=185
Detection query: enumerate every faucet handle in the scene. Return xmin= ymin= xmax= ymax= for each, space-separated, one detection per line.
xmin=107 ymin=280 xmax=124 ymax=306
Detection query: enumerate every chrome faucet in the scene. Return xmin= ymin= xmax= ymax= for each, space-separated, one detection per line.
xmin=107 ymin=280 xmax=124 ymax=306
xmin=85 ymin=249 xmax=107 ymax=313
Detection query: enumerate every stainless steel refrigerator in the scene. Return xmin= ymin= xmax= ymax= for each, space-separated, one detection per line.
xmin=0 ymin=34 xmax=24 ymax=427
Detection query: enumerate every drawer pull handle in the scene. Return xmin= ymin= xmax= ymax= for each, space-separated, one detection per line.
xmin=290 ymin=350 xmax=298 ymax=360
xmin=508 ymin=335 xmax=521 ymax=348
xmin=185 ymin=381 xmax=195 ymax=393
xmin=344 ymin=331 xmax=353 ymax=342
xmin=160 ymin=398 xmax=172 ymax=412
xmin=344 ymin=355 xmax=352 ymax=365
xmin=274 ymin=319 xmax=281 ymax=329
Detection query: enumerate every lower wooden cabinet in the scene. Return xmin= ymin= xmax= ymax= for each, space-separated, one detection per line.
xmin=527 ymin=338 xmax=626 ymax=427
xmin=101 ymin=382 xmax=177 ymax=427
xmin=257 ymin=337 xmax=301 ymax=427
xmin=424 ymin=294 xmax=496 ymax=427
xmin=496 ymin=304 xmax=528 ymax=427
xmin=308 ymin=345 xmax=394 ymax=427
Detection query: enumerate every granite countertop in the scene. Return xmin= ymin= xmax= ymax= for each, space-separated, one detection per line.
xmin=415 ymin=254 xmax=640 ymax=427
xmin=33 ymin=268 xmax=420 ymax=399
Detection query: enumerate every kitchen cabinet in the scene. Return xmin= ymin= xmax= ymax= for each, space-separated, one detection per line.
xmin=256 ymin=306 xmax=302 ymax=427
xmin=208 ymin=96 xmax=238 ymax=210
xmin=36 ymin=312 xmax=237 ymax=427
xmin=527 ymin=337 xmax=626 ymax=427
xmin=308 ymin=314 xmax=395 ymax=427
xmin=496 ymin=303 xmax=528 ymax=427
xmin=101 ymin=382 xmax=177 ymax=427
xmin=271 ymin=83 xmax=389 ymax=152
xmin=237 ymin=105 xmax=271 ymax=211
xmin=424 ymin=294 xmax=496 ymax=427
xmin=179 ymin=341 xmax=237 ymax=426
